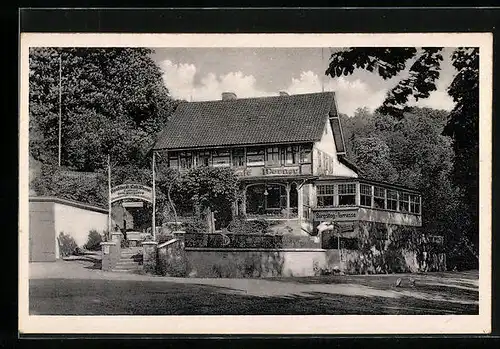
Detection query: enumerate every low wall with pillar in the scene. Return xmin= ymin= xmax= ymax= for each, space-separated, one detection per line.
xmin=100 ymin=232 xmax=122 ymax=271
xmin=142 ymin=241 xmax=158 ymax=274
xmin=184 ymin=248 xmax=327 ymax=278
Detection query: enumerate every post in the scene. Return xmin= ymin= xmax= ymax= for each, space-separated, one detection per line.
xmin=152 ymin=151 xmax=156 ymax=241
xmin=242 ymin=187 xmax=247 ymax=216
xmin=286 ymin=183 xmax=291 ymax=219
xmin=58 ymin=53 xmax=62 ymax=167
xmin=108 ymin=154 xmax=112 ymax=238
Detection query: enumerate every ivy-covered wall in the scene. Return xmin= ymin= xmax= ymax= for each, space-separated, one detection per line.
xmin=324 ymin=221 xmax=446 ymax=274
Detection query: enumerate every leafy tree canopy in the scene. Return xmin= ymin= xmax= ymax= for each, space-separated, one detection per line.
xmin=327 ymin=47 xmax=479 ymax=264
xmin=29 ymin=47 xmax=178 ymax=172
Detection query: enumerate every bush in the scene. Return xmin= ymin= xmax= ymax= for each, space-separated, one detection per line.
xmin=83 ymin=230 xmax=103 ymax=251
xmin=156 ymin=231 xmax=174 ymax=244
xmin=227 ymin=218 xmax=271 ymax=234
xmin=57 ymin=232 xmax=78 ymax=257
xmin=182 ymin=219 xmax=208 ymax=234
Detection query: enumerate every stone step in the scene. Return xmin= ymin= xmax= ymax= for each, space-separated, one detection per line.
xmin=120 ymin=251 xmax=142 ymax=256
xmin=111 ymin=269 xmax=141 ymax=273
xmin=113 ymin=265 xmax=142 ymax=271
xmin=116 ymin=260 xmax=141 ymax=266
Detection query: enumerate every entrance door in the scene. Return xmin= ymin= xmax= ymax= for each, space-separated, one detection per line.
xmin=265 ymin=185 xmax=282 ymax=210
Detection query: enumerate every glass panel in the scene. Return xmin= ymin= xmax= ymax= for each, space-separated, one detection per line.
xmin=300 ymin=145 xmax=312 ymax=163
xmin=386 ymin=190 xmax=398 ymax=210
xmin=247 ymin=147 xmax=265 ymax=165
xmin=198 ymin=151 xmax=211 ymax=167
xmin=339 ymin=183 xmax=356 ymax=194
xmin=317 ymin=185 xmax=335 ymax=195
xmin=399 ymin=192 xmax=410 ymax=212
xmin=360 ymin=184 xmax=372 ymax=195
xmin=339 ymin=194 xmax=355 ymax=206
xmin=360 ymin=184 xmax=372 ymax=207
xmin=168 ymin=152 xmax=179 ymax=169
xmin=179 ymin=152 xmax=193 ymax=170
xmin=232 ymin=148 xmax=245 ymax=167
xmin=360 ymin=195 xmax=371 ymax=207
xmin=374 ymin=187 xmax=385 ymax=198
xmin=317 ymin=195 xmax=334 ymax=207
xmin=266 ymin=146 xmax=281 ymax=166
xmin=285 ymin=146 xmax=299 ymax=165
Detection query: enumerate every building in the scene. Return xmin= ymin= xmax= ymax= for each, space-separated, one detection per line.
xmin=29 ymin=196 xmax=109 ymax=262
xmin=152 ymin=91 xmax=422 ymax=243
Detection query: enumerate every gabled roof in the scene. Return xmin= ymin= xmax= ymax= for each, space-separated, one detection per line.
xmin=153 ymin=92 xmax=343 ymax=150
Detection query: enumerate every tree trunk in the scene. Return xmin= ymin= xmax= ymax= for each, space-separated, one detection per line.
xmin=167 ymin=182 xmax=178 ymax=226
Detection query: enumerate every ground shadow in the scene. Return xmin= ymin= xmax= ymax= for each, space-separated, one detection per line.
xmin=29 ymin=277 xmax=478 ymax=316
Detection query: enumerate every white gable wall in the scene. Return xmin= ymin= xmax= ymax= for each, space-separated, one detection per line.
xmin=313 ymin=118 xmax=358 ymax=178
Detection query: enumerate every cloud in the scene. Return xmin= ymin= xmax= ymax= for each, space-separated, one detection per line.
xmin=159 ymin=60 xmax=455 ymax=116
xmin=159 ymin=60 xmax=273 ymax=102
xmin=286 ymin=71 xmax=387 ymax=116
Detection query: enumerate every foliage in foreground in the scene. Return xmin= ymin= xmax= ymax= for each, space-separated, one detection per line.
xmin=57 ymin=232 xmax=78 ymax=257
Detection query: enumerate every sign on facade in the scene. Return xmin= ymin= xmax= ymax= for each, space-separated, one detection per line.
xmin=264 ymin=167 xmax=300 ymax=176
xmin=110 ymin=184 xmax=153 ymax=203
xmin=313 ymin=209 xmax=358 ymax=221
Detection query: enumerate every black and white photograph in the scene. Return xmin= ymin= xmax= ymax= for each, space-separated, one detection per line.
xmin=19 ymin=33 xmax=492 ymax=334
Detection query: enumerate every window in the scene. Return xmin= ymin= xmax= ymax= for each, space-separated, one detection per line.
xmin=410 ymin=194 xmax=420 ymax=214
xmin=387 ymin=190 xmax=398 ymax=211
xmin=198 ymin=150 xmax=211 ymax=167
xmin=316 ymin=184 xmax=335 ymax=207
xmin=338 ymin=183 xmax=356 ymax=206
xmin=300 ymin=145 xmax=312 ymax=163
xmin=246 ymin=147 xmax=265 ymax=166
xmin=285 ymin=145 xmax=299 ymax=165
xmin=212 ymin=149 xmax=230 ymax=167
xmin=374 ymin=187 xmax=386 ymax=209
xmin=399 ymin=192 xmax=410 ymax=212
xmin=232 ymin=148 xmax=245 ymax=167
xmin=168 ymin=152 xmax=179 ymax=169
xmin=266 ymin=146 xmax=281 ymax=166
xmin=179 ymin=152 xmax=193 ymax=170
xmin=360 ymin=184 xmax=372 ymax=207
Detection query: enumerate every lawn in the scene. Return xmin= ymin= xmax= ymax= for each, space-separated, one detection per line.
xmin=29 ymin=262 xmax=478 ymax=315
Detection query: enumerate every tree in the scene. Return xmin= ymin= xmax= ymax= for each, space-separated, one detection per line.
xmin=340 ymin=106 xmax=467 ymax=268
xmin=352 ymin=137 xmax=399 ymax=183
xmin=177 ymin=167 xmax=240 ymax=230
xmin=29 ymin=47 xmax=177 ymax=172
xmin=326 ymin=47 xmax=479 ymax=266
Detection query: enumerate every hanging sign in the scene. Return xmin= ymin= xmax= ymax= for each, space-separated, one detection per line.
xmin=110 ymin=183 xmax=153 ymax=203
xmin=122 ymin=201 xmax=144 ymax=208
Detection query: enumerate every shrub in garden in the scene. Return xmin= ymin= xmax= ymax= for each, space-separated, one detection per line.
xmin=182 ymin=219 xmax=208 ymax=234
xmin=156 ymin=231 xmax=175 ymax=244
xmin=83 ymin=230 xmax=103 ymax=251
xmin=57 ymin=232 xmax=78 ymax=257
xmin=227 ymin=218 xmax=271 ymax=234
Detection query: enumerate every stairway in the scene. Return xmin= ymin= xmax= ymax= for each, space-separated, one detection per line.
xmin=112 ymin=246 xmax=144 ymax=273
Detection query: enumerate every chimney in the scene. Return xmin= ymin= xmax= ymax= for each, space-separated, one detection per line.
xmin=279 ymin=91 xmax=289 ymax=96
xmin=221 ymin=92 xmax=237 ymax=101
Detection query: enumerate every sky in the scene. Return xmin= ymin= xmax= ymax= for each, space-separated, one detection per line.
xmin=151 ymin=48 xmax=457 ymax=117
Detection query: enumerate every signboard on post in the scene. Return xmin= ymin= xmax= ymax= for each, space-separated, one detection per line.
xmin=313 ymin=208 xmax=359 ymax=221
xmin=110 ymin=184 xmax=153 ymax=203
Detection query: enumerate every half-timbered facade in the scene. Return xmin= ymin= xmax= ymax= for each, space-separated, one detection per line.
xmin=152 ymin=91 xmax=422 ymax=236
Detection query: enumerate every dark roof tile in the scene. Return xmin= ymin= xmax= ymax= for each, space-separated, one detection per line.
xmin=153 ymin=92 xmax=340 ymax=150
